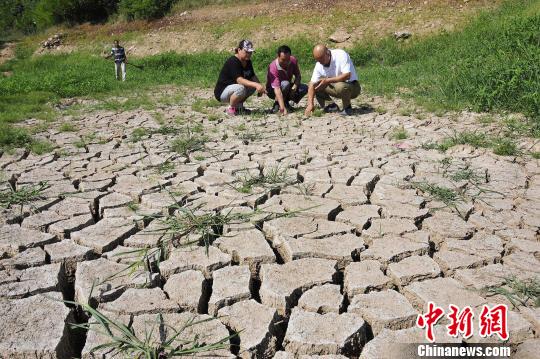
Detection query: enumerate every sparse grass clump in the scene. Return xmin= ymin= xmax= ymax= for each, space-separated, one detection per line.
xmin=486 ymin=276 xmax=540 ymax=308
xmin=411 ymin=181 xmax=461 ymax=208
xmin=390 ymin=126 xmax=408 ymax=140
xmin=171 ymin=134 xmax=208 ymax=157
xmin=130 ymin=128 xmax=149 ymax=142
xmin=68 ymin=301 xmax=232 ymax=358
xmin=155 ymin=160 xmax=175 ymax=174
xmin=492 ymin=137 xmax=519 ymax=156
xmin=0 ymin=181 xmax=49 ymax=211
xmin=430 ymin=130 xmax=519 ymax=156
xmin=29 ymin=139 xmax=55 ymax=155
xmin=58 ymin=122 xmax=77 ymax=132
xmin=191 ymin=98 xmax=220 ymax=114
xmin=235 ymin=166 xmax=295 ymax=193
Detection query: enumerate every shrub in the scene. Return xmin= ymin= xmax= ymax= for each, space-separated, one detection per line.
xmin=118 ymin=0 xmax=174 ymax=20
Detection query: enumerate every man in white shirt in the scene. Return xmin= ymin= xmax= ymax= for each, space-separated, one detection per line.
xmin=304 ymin=44 xmax=361 ymax=116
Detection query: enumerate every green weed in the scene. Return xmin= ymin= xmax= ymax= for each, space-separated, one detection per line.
xmin=390 ymin=126 xmax=408 ymax=140
xmin=486 ymin=276 xmax=540 ymax=308
xmin=0 ymin=181 xmax=49 ymax=210
xmin=29 ymin=139 xmax=55 ymax=154
xmin=171 ymin=134 xmax=208 ymax=157
xmin=67 ymin=301 xmax=233 ymax=358
xmin=492 ymin=137 xmax=519 ymax=156
xmin=235 ymin=166 xmax=295 ymax=193
xmin=130 ymin=128 xmax=148 ymax=142
xmin=155 ymin=161 xmax=175 ymax=174
xmin=191 ymin=98 xmax=220 ymax=114
xmin=58 ymin=122 xmax=77 ymax=132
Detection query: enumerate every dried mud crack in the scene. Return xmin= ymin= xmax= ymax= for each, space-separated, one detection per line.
xmin=0 ymin=92 xmax=539 ymax=358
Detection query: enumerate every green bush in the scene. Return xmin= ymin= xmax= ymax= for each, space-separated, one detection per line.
xmin=118 ymin=0 xmax=174 ymax=20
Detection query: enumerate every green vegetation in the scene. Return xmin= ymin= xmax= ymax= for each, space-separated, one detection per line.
xmin=68 ymin=300 xmax=232 ymax=358
xmin=58 ymin=122 xmax=77 ymax=132
xmin=191 ymin=98 xmax=220 ymax=114
xmin=390 ymin=126 xmax=408 ymax=140
xmin=486 ymin=276 xmax=540 ymax=308
xmin=1 ymin=0 xmax=252 ymax=35
xmin=129 ymin=127 xmax=148 ymax=142
xmin=235 ymin=166 xmax=295 ymax=193
xmin=352 ymin=0 xmax=539 ymax=121
xmin=422 ymin=130 xmax=520 ymax=156
xmin=0 ymin=181 xmax=49 ymax=211
xmin=170 ymin=128 xmax=208 ymax=157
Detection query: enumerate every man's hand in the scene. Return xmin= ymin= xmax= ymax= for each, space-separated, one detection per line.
xmin=279 ymin=107 xmax=288 ymax=116
xmin=314 ymin=78 xmax=329 ymax=91
xmin=255 ymin=83 xmax=266 ymax=95
xmin=291 ymin=83 xmax=298 ymax=94
xmin=304 ymin=104 xmax=314 ymax=117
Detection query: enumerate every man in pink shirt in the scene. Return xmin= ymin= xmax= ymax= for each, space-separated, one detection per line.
xmin=266 ymin=45 xmax=308 ymax=115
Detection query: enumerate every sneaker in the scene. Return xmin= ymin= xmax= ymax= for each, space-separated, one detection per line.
xmin=225 ymin=106 xmax=237 ymax=116
xmin=323 ymin=103 xmax=340 ymax=113
xmin=340 ymin=106 xmax=353 ymax=116
xmin=286 ymin=102 xmax=295 ymax=112
xmin=237 ymin=107 xmax=252 ymax=115
xmin=270 ymin=102 xmax=280 ymax=114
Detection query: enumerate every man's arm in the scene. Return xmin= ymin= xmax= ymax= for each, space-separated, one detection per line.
xmin=274 ymin=86 xmax=287 ymax=115
xmin=304 ymin=81 xmax=317 ymax=116
xmin=314 ymin=72 xmax=350 ymax=90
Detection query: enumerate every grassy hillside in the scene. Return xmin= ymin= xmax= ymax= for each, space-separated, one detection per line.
xmin=0 ymin=0 xmax=538 ymax=151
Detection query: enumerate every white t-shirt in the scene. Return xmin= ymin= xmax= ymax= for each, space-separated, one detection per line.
xmin=310 ymin=49 xmax=358 ymax=83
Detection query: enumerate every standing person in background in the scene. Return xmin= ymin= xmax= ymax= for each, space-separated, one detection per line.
xmin=304 ymin=44 xmax=361 ymax=117
xmin=214 ymin=40 xmax=266 ymax=116
xmin=266 ymin=45 xmax=308 ymax=115
xmin=105 ymin=40 xmax=127 ymax=81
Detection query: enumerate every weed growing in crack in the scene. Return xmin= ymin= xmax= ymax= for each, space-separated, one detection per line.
xmin=485 ymin=276 xmax=540 ymax=309
xmin=234 ymin=166 xmax=295 ymax=194
xmin=411 ymin=181 xmax=462 ymax=209
xmin=191 ymin=98 xmax=220 ymax=114
xmin=492 ymin=137 xmax=519 ymax=156
xmin=294 ymin=182 xmax=316 ymax=196
xmin=74 ymin=133 xmax=97 ymax=148
xmin=29 ymin=139 xmax=55 ymax=155
xmin=170 ymin=129 xmax=208 ymax=157
xmin=431 ymin=130 xmax=520 ymax=156
xmin=154 ymin=160 xmax=175 ymax=175
xmin=390 ymin=126 xmax=408 ymax=140
xmin=130 ymin=128 xmax=149 ymax=142
xmin=126 ymin=201 xmax=140 ymax=212
xmin=411 ymin=181 xmax=463 ymax=217
xmin=0 ymin=181 xmax=49 ymax=212
xmin=66 ymin=300 xmax=233 ymax=358
xmin=58 ymin=122 xmax=78 ymax=132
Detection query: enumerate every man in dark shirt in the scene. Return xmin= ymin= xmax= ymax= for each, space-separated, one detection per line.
xmin=106 ymin=40 xmax=127 ymax=81
xmin=214 ymin=40 xmax=266 ymax=116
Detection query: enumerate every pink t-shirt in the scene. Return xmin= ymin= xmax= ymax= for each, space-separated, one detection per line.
xmin=266 ymin=56 xmax=301 ymax=90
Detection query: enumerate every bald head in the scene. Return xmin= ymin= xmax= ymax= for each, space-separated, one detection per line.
xmin=313 ymin=44 xmax=331 ymax=66
xmin=313 ymin=44 xmax=327 ymax=58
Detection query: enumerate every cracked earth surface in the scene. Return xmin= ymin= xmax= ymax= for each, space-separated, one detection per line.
xmin=0 ymin=90 xmax=539 ymax=358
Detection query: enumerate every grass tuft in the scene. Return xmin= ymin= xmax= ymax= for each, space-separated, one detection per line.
xmin=486 ymin=276 xmax=540 ymax=309
xmin=0 ymin=181 xmax=49 ymax=211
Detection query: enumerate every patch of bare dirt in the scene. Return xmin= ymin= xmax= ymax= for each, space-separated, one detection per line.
xmin=32 ymin=0 xmax=500 ymax=57
xmin=0 ymin=42 xmax=16 ymax=65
